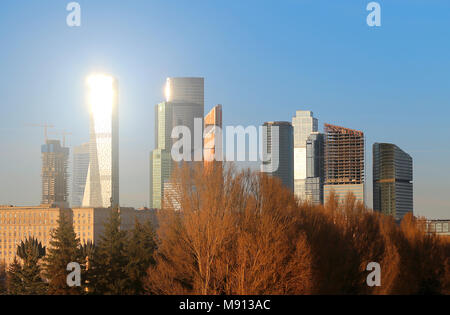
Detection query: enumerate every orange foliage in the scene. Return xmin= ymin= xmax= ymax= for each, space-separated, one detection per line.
xmin=145 ymin=164 xmax=449 ymax=295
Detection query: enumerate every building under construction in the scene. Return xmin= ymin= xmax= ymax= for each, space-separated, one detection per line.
xmin=323 ymin=124 xmax=365 ymax=204
xmin=41 ymin=139 xmax=69 ymax=207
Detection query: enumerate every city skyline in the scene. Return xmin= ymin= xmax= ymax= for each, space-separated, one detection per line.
xmin=1 ymin=1 xmax=449 ymax=219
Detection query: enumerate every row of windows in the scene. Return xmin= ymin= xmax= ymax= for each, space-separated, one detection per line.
xmin=0 ymin=219 xmax=55 ymax=224
xmin=0 ymin=212 xmax=57 ymax=218
xmin=1 ymin=226 xmax=54 ymax=231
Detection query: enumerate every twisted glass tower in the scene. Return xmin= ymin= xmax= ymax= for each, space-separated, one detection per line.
xmin=82 ymin=74 xmax=119 ymax=208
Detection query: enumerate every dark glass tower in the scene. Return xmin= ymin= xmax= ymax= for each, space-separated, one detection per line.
xmin=261 ymin=121 xmax=294 ymax=191
xmin=305 ymin=132 xmax=325 ymax=204
xmin=373 ymin=143 xmax=413 ymax=221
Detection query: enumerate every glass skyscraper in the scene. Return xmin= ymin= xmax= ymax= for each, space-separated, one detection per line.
xmin=373 ymin=143 xmax=413 ymax=221
xmin=261 ymin=121 xmax=294 ymax=191
xmin=71 ymin=142 xmax=89 ymax=207
xmin=292 ymin=111 xmax=318 ymax=200
xmin=204 ymin=104 xmax=223 ymax=168
xmin=305 ymin=132 xmax=325 ymax=205
xmin=150 ymin=77 xmax=204 ymax=209
xmin=82 ymin=74 xmax=119 ymax=208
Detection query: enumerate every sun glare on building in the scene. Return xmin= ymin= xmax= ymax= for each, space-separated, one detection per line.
xmin=83 ymin=73 xmax=119 ymax=208
xmin=87 ymin=74 xmax=115 ymax=124
xmin=165 ymin=78 xmax=171 ymax=102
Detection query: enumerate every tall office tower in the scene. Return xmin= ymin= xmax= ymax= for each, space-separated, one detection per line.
xmin=204 ymin=104 xmax=223 ymax=168
xmin=71 ymin=143 xmax=89 ymax=207
xmin=82 ymin=74 xmax=119 ymax=208
xmin=41 ymin=139 xmax=69 ymax=207
xmin=323 ymin=124 xmax=365 ymax=204
xmin=150 ymin=77 xmax=204 ymax=209
xmin=373 ymin=143 xmax=413 ymax=221
xmin=261 ymin=121 xmax=294 ymax=191
xmin=165 ymin=77 xmax=204 ymax=106
xmin=305 ymin=132 xmax=325 ymax=205
xmin=292 ymin=111 xmax=318 ymax=200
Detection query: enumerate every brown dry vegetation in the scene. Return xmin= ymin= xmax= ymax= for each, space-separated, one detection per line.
xmin=145 ymin=163 xmax=450 ymax=295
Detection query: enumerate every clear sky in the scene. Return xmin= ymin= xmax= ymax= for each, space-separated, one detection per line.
xmin=0 ymin=0 xmax=449 ymax=219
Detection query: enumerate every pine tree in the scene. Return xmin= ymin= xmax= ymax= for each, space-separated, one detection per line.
xmin=10 ymin=238 xmax=47 ymax=294
xmin=6 ymin=258 xmax=25 ymax=295
xmin=125 ymin=219 xmax=157 ymax=294
xmin=44 ymin=213 xmax=84 ymax=295
xmin=87 ymin=207 xmax=129 ymax=294
xmin=0 ymin=262 xmax=6 ymax=295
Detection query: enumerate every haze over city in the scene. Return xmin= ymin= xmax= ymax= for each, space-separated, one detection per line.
xmin=0 ymin=1 xmax=449 ymax=219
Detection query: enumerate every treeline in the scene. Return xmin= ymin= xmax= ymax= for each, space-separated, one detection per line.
xmin=0 ymin=164 xmax=449 ymax=295
xmin=146 ymin=164 xmax=450 ymax=295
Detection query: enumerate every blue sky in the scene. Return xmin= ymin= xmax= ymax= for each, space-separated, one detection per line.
xmin=0 ymin=0 xmax=449 ymax=218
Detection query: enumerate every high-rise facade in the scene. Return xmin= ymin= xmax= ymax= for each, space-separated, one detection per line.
xmin=165 ymin=77 xmax=204 ymax=105
xmin=323 ymin=124 xmax=365 ymax=204
xmin=204 ymin=104 xmax=223 ymax=168
xmin=150 ymin=77 xmax=204 ymax=209
xmin=373 ymin=143 xmax=413 ymax=221
xmin=305 ymin=132 xmax=325 ymax=205
xmin=261 ymin=121 xmax=294 ymax=191
xmin=71 ymin=142 xmax=89 ymax=207
xmin=82 ymin=74 xmax=119 ymax=208
xmin=292 ymin=111 xmax=318 ymax=200
xmin=41 ymin=139 xmax=69 ymax=207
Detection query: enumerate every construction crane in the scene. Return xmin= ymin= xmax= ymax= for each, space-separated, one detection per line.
xmin=25 ymin=123 xmax=55 ymax=142
xmin=48 ymin=130 xmax=72 ymax=147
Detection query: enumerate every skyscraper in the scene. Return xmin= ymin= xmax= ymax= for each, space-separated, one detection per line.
xmin=373 ymin=143 xmax=413 ymax=221
xmin=165 ymin=77 xmax=204 ymax=105
xmin=305 ymin=132 xmax=325 ymax=205
xmin=261 ymin=121 xmax=294 ymax=191
xmin=292 ymin=111 xmax=318 ymax=200
xmin=82 ymin=74 xmax=119 ymax=208
xmin=71 ymin=142 xmax=89 ymax=207
xmin=204 ymin=104 xmax=223 ymax=168
xmin=323 ymin=124 xmax=365 ymax=204
xmin=150 ymin=77 xmax=204 ymax=209
xmin=41 ymin=139 xmax=69 ymax=207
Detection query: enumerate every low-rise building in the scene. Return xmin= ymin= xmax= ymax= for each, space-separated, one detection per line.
xmin=425 ymin=220 xmax=450 ymax=236
xmin=0 ymin=204 xmax=155 ymax=265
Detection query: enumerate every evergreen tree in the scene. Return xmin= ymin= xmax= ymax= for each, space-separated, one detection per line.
xmin=44 ymin=213 xmax=84 ymax=295
xmin=87 ymin=207 xmax=129 ymax=294
xmin=0 ymin=262 xmax=6 ymax=295
xmin=125 ymin=219 xmax=157 ymax=294
xmin=9 ymin=238 xmax=47 ymax=294
xmin=6 ymin=258 xmax=24 ymax=295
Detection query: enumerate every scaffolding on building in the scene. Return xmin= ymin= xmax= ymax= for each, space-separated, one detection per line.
xmin=324 ymin=123 xmax=365 ymax=185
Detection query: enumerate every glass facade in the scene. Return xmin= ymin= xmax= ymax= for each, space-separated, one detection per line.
xmin=373 ymin=143 xmax=413 ymax=221
xmin=71 ymin=142 xmax=89 ymax=207
xmin=262 ymin=121 xmax=294 ymax=191
xmin=82 ymin=75 xmax=119 ymax=208
xmin=150 ymin=78 xmax=205 ymax=209
xmin=292 ymin=111 xmax=318 ymax=200
xmin=305 ymin=132 xmax=324 ymax=205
